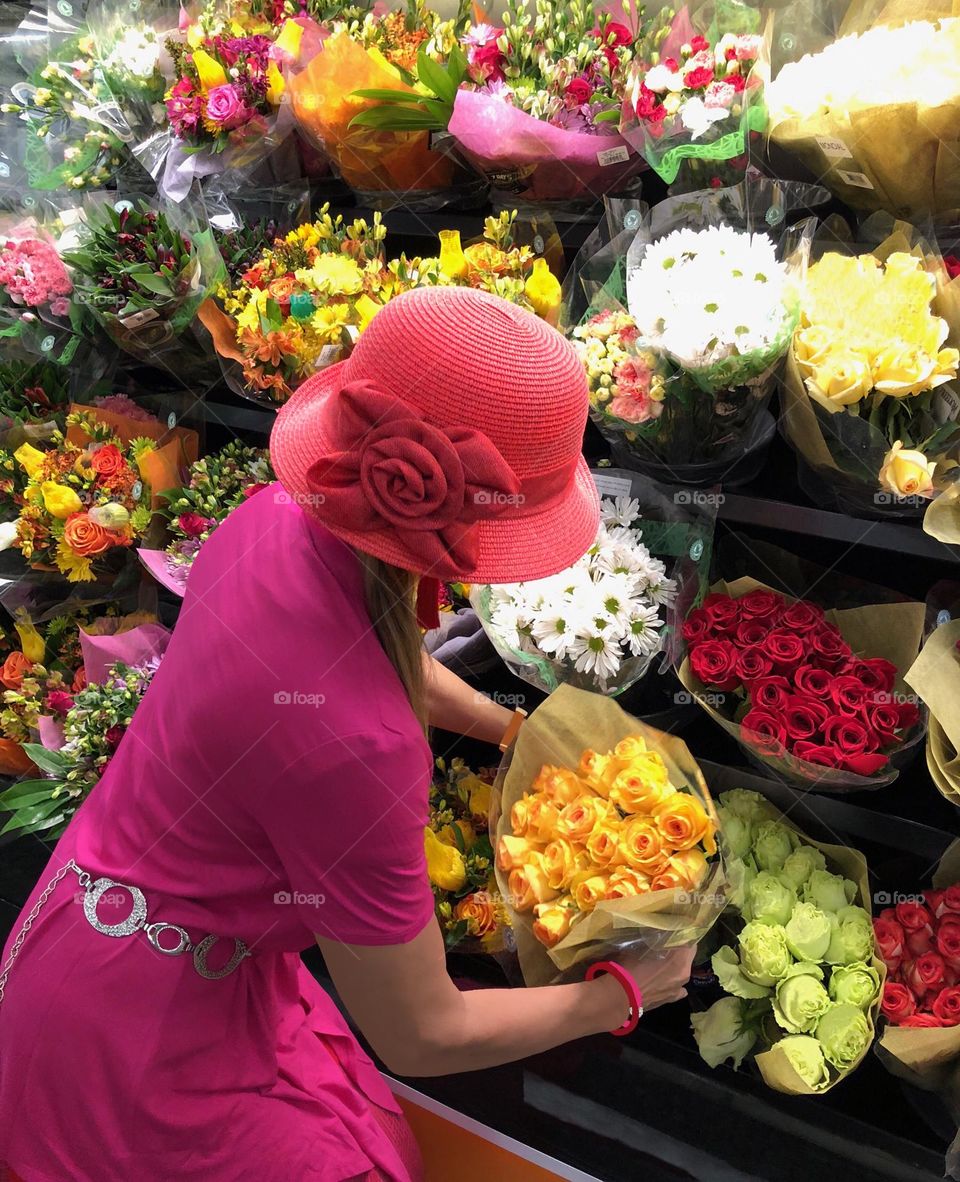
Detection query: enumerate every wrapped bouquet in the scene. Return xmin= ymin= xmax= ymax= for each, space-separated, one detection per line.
xmin=904 ymin=618 xmax=960 ymax=806
xmin=0 ymin=218 xmax=77 ymax=363
xmin=692 ymin=789 xmax=883 ymax=1095
xmin=779 ymin=218 xmax=960 ymax=522
xmin=678 ymin=578 xmax=925 ymax=791
xmin=493 ymin=684 xmax=725 ymax=985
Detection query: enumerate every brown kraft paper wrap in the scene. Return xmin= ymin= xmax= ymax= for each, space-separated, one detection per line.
xmin=493 ymin=684 xmax=726 ymax=987
xmin=906 ymin=619 xmax=960 ymax=805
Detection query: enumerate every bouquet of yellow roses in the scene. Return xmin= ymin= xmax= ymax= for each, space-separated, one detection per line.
xmin=780 ymin=216 xmax=960 ymax=522
xmin=493 ymin=684 xmax=726 ymax=985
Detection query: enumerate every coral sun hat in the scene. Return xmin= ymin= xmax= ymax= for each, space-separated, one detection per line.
xmin=270 ymin=286 xmax=599 ymax=584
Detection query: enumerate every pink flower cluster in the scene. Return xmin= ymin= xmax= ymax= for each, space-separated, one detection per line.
xmin=166 ymin=35 xmax=272 ymax=144
xmin=0 ymin=238 xmax=72 ymax=310
xmin=92 ymin=394 xmax=161 ymax=423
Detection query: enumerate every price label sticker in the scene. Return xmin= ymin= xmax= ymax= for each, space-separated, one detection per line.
xmin=114 ymin=200 xmax=134 ymax=214
xmin=935 ymin=385 xmax=960 ymax=425
xmin=40 ymin=335 xmax=55 ymax=353
xmin=597 ymin=144 xmax=630 ymax=168
xmin=816 ymin=135 xmax=853 ymax=160
xmin=132 ymin=480 xmax=143 ymax=501
xmin=592 ymin=472 xmax=633 ymax=499
xmin=837 ymin=169 xmax=874 ymax=190
xmin=937 ymin=609 xmax=953 ymax=627
xmin=167 ymin=412 xmax=177 ymax=429
xmin=119 ymin=307 xmax=159 ymax=330
xmin=533 ymin=234 xmax=544 ymax=255
xmin=689 ymin=538 xmax=704 ymax=562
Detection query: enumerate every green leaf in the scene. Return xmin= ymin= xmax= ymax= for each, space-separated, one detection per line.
xmin=21 ymin=743 xmax=70 ymax=775
xmin=351 ymin=88 xmax=430 ymax=103
xmin=132 ymin=273 xmax=175 ymax=297
xmin=593 ymin=108 xmax=622 ymax=122
xmin=0 ymin=784 xmax=57 ymax=810
xmin=417 ymin=48 xmax=456 ymax=104
xmin=0 ymin=795 xmax=63 ymax=835
xmin=349 ymin=107 xmax=442 ymax=131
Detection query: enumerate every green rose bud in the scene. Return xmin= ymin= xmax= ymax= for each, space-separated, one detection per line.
xmin=718 ymin=789 xmax=779 ymax=825
xmin=691 ymin=996 xmax=758 ymax=1069
xmin=815 ymin=1002 xmax=872 ymax=1071
xmin=785 ymin=901 xmax=832 ymax=962
xmin=712 ymin=944 xmax=772 ymax=999
xmin=752 ymin=820 xmax=798 ymax=873
xmin=717 ymin=806 xmax=753 ymax=860
xmin=772 ymin=963 xmax=832 ymax=1034
xmin=828 ymin=961 xmax=881 ymax=1010
xmin=803 ymin=869 xmax=857 ymax=915
xmin=744 ymin=871 xmax=796 ymax=928
xmin=825 ymin=905 xmax=875 ymax=966
xmin=738 ymin=921 xmax=794 ymax=987
xmin=779 ymin=845 xmax=827 ymax=891
xmin=776 ymin=1034 xmax=831 ymax=1090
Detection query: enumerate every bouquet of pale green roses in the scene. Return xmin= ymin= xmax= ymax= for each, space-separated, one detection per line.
xmin=691 ymin=788 xmax=884 ymax=1093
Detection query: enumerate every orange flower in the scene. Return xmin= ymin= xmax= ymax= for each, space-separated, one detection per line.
xmin=571 ymin=872 xmax=609 ymax=913
xmin=608 ymin=763 xmax=673 ymax=815
xmin=0 ymin=738 xmax=36 ymax=776
xmin=604 ymin=868 xmax=652 ymax=900
xmin=650 ymin=848 xmax=709 ymax=893
xmin=525 ymin=795 xmax=562 ymax=843
xmin=72 ymin=667 xmax=87 ymax=693
xmin=585 ymin=822 xmax=623 ymax=871
xmin=556 ymin=795 xmax=613 ymax=844
xmin=578 ymin=749 xmax=623 ymax=796
xmin=533 ymin=901 xmax=574 ymax=948
xmin=531 ymin=764 xmax=585 ymax=806
xmin=0 ymin=651 xmax=32 ymax=690
xmin=508 ymin=856 xmax=558 ymax=912
xmin=454 ymin=892 xmax=498 ymax=937
xmin=651 ymin=794 xmax=716 ymax=855
xmin=63 ymin=512 xmax=113 ymax=558
xmin=542 ymin=837 xmax=588 ymax=891
xmin=239 ymin=327 xmax=301 ymax=368
xmin=497 ymin=834 xmax=542 ymax=872
xmin=619 ymin=816 xmax=669 ymax=875
xmin=267 ymin=274 xmax=298 ymax=303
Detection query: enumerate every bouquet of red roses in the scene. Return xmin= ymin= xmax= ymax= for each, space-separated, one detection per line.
xmin=678 ymin=578 xmax=925 ymax=790
xmin=876 ymin=892 xmax=960 ymax=1029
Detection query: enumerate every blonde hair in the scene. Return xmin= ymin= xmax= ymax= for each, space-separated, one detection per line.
xmin=357 ymin=551 xmax=427 ymax=730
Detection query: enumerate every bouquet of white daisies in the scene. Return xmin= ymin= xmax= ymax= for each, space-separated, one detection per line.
xmin=471 ymin=495 xmax=679 ymax=695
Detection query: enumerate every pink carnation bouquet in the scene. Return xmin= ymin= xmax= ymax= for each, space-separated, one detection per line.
xmin=0 ymin=221 xmax=76 ymax=360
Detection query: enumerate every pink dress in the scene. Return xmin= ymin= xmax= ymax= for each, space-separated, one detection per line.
xmin=0 ymin=487 xmax=435 ymax=1182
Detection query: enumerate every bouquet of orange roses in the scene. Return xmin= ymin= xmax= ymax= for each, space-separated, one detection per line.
xmin=493 ymin=684 xmax=726 ymax=985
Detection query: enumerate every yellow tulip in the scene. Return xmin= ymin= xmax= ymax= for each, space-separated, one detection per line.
xmin=878 ymin=441 xmax=937 ymax=499
xmin=192 ymin=48 xmax=228 ymax=93
xmin=424 ymin=826 xmax=467 ymax=891
xmin=265 ymin=61 xmax=285 ymax=107
xmin=524 ymin=258 xmax=562 ymax=325
xmin=355 ymin=294 xmax=383 ymax=331
xmin=465 ymin=775 xmax=492 ymax=821
xmin=40 ymin=481 xmax=82 ymax=520
xmin=186 ymin=23 xmax=204 ymax=50
xmin=438 ymin=230 xmax=469 ymax=281
xmin=13 ymin=609 xmax=44 ymax=665
xmin=274 ymin=19 xmax=304 ymax=61
xmin=13 ymin=443 xmax=46 ymax=478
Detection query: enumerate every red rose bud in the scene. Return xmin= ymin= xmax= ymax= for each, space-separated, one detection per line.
xmin=822 ymin=715 xmax=876 ymax=757
xmin=938 ymin=885 xmax=960 ymax=916
xmin=564 ymin=77 xmax=593 ymax=104
xmin=728 ymin=72 xmax=746 ymax=92
xmin=44 ymin=690 xmax=75 ymax=717
xmin=901 ymin=1013 xmax=943 ymax=1027
xmin=600 ymin=20 xmax=633 ymax=46
xmin=791 ymin=741 xmax=843 ymax=769
xmin=850 ymin=657 xmax=897 ymax=694
xmin=664 ymin=57 xmax=679 ymax=70
xmin=735 ymin=619 xmax=771 ymax=647
xmin=701 ymin=593 xmax=740 ymax=633
xmin=177 ymin=512 xmax=212 ymax=538
xmin=748 ymin=675 xmax=791 ymax=711
xmin=906 ymin=927 xmax=935 ymax=958
xmin=936 ymin=917 xmax=960 ymax=968
xmin=794 ymin=664 xmax=833 ymax=699
xmin=689 ymin=639 xmax=741 ymax=691
xmin=828 ymin=674 xmax=869 ymax=716
xmin=761 ymin=630 xmax=805 ymax=673
xmin=780 ymin=600 xmax=825 ymax=633
xmin=681 ymin=607 xmax=712 ymax=644
xmin=905 ymin=952 xmax=946 ymax=998
xmin=105 ymin=725 xmax=126 ymax=749
xmin=735 ymin=646 xmax=773 ymax=682
xmin=874 ymin=916 xmax=905 ymax=973
xmin=741 ymin=707 xmax=787 ymax=752
xmin=736 ymin=588 xmax=783 ymax=621
xmin=925 ymin=888 xmax=946 ymax=913
xmin=241 ymin=483 xmax=269 ymax=499
xmin=863 ymin=699 xmax=902 ymax=746
xmin=783 ymin=695 xmax=829 ymax=740
xmin=896 ymin=900 xmax=933 ymax=932
xmin=838 ymin=751 xmax=888 ymax=776
xmin=881 ymin=981 xmax=916 ymax=1024
xmin=809 ymin=625 xmax=852 ymax=668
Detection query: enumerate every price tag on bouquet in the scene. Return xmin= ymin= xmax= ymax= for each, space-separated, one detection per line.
xmin=935 ymin=385 xmax=960 ymax=426
xmin=837 ymin=169 xmax=875 ymax=190
xmin=591 ymin=472 xmax=634 ymax=499
xmin=596 ymin=145 xmax=630 ymax=168
xmin=816 ymin=135 xmax=853 ymax=160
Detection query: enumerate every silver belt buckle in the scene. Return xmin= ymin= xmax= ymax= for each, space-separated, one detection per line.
xmin=83 ymin=877 xmax=147 ymax=937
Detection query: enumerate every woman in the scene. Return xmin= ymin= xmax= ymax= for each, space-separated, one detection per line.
xmin=0 ymin=288 xmax=693 ymax=1182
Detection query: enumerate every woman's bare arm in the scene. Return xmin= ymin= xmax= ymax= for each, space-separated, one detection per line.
xmin=422 ymin=654 xmax=514 ymax=745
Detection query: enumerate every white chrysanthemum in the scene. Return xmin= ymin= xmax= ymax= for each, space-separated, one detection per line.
xmin=531 ymin=614 xmax=574 ymax=660
xmin=569 ymin=626 xmax=623 ymax=684
xmin=601 ymin=495 xmax=641 ymax=528
xmin=625 ymin=604 xmax=665 ymax=657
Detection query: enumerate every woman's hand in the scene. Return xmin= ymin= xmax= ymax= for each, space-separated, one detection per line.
xmin=422 ymin=654 xmax=515 ymax=745
xmin=619 ymin=945 xmax=696 ymax=1014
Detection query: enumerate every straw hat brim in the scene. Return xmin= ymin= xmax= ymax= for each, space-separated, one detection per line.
xmin=271 ymin=361 xmax=600 ymax=585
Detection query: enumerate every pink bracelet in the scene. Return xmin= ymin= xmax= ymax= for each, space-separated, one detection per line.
xmin=586 ymin=960 xmax=643 ymax=1036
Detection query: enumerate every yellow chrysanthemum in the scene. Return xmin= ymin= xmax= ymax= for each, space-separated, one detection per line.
xmin=309 ymin=302 xmax=353 ymax=343
xmin=54 ymin=538 xmax=95 ymax=583
xmin=299 ymin=254 xmax=363 ymax=296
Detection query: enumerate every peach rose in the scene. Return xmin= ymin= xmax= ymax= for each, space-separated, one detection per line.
xmin=651 ymin=794 xmax=716 ymax=855
xmin=619 ymin=816 xmax=670 ymax=875
xmin=497 ymin=834 xmax=542 ymax=872
xmin=604 ymin=868 xmax=653 ymax=900
xmin=585 ymin=821 xmax=624 ymax=871
xmin=63 ymin=512 xmax=113 ymax=558
xmin=571 ymin=872 xmax=610 ymax=913
xmin=508 ymin=855 xmax=559 ymax=912
xmin=613 ymin=735 xmax=649 ymax=760
xmin=510 ymin=794 xmax=534 ymax=836
xmin=532 ymin=764 xmax=586 ymax=806
xmin=542 ymin=837 xmax=588 ymax=891
xmin=651 ymin=848 xmax=708 ymax=893
xmin=526 ymin=795 xmax=562 ymax=842
xmin=533 ymin=900 xmax=574 ymax=948
xmin=578 ymin=749 xmax=624 ymax=797
xmin=454 ymin=892 xmax=498 ymax=937
xmin=0 ymin=650 xmax=32 ymax=690
xmin=608 ymin=761 xmax=673 ymax=815
xmin=556 ymin=795 xmax=615 ymax=844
